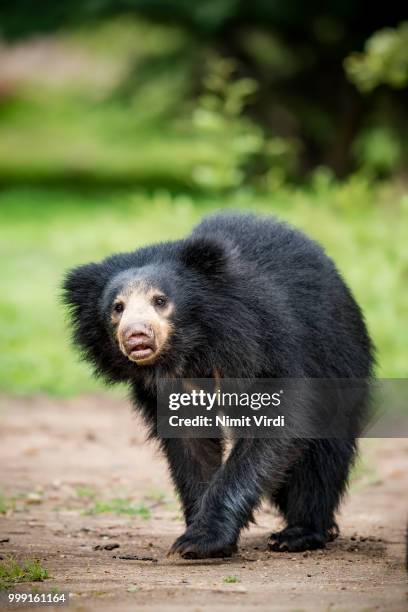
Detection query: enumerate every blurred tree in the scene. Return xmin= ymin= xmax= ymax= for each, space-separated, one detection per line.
xmin=345 ymin=22 xmax=408 ymax=177
xmin=1 ymin=1 xmax=406 ymax=178
xmin=345 ymin=22 xmax=408 ymax=92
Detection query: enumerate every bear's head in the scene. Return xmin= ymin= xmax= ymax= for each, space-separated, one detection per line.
xmin=62 ymin=236 xmax=254 ymax=383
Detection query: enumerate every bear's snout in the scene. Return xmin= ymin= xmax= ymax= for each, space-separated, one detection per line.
xmin=119 ymin=323 xmax=157 ymax=363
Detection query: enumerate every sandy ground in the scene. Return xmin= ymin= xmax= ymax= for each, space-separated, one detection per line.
xmin=0 ymin=394 xmax=407 ymax=611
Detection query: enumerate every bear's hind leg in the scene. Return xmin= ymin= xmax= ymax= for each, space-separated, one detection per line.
xmin=268 ymin=439 xmax=356 ymax=552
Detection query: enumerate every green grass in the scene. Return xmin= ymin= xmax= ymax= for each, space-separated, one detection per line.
xmin=72 ymin=483 xmax=153 ymax=516
xmin=83 ymin=497 xmax=151 ymax=518
xmin=0 ymin=492 xmax=7 ymax=514
xmin=0 ymin=177 xmax=406 ymax=395
xmin=223 ymin=575 xmax=240 ymax=583
xmin=0 ymin=491 xmax=16 ymax=514
xmin=0 ymin=557 xmax=49 ymax=590
xmin=75 ymin=485 xmax=98 ymax=500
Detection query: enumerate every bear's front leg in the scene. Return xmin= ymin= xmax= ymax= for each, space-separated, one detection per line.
xmin=170 ymin=438 xmax=303 ymax=559
xmin=160 ymin=437 xmax=223 ymax=526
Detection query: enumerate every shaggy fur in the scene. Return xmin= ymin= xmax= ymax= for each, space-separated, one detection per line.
xmin=63 ymin=212 xmax=374 ymax=558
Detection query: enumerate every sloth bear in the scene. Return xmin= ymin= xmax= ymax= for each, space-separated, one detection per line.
xmin=63 ymin=212 xmax=373 ymax=558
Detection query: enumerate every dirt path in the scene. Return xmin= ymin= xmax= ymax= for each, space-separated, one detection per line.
xmin=0 ymin=394 xmax=407 ymax=611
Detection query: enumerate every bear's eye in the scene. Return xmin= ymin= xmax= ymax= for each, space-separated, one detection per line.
xmin=153 ymin=295 xmax=167 ymax=308
xmin=113 ymin=302 xmax=124 ymax=314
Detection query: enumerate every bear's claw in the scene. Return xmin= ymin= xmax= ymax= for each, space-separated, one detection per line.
xmin=169 ymin=530 xmax=238 ymax=559
xmin=268 ymin=526 xmax=327 ymax=552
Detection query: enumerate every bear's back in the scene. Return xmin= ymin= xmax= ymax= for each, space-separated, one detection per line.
xmin=190 ymin=212 xmax=330 ymax=278
xmin=192 ymin=213 xmax=373 ymax=378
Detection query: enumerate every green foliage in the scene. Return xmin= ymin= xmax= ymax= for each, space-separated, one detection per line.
xmin=0 ymin=557 xmax=49 ymax=590
xmin=240 ymin=29 xmax=299 ymax=78
xmin=189 ymin=56 xmax=296 ymax=189
xmin=345 ymin=22 xmax=408 ymax=92
xmin=0 ymin=5 xmax=407 ymax=178
xmin=0 ymin=19 xmax=200 ymax=189
xmin=0 ymin=21 xmax=295 ymax=190
xmin=0 ymin=15 xmax=406 ymax=183
xmin=353 ymin=126 xmax=402 ymax=176
xmin=191 ymin=57 xmax=261 ymax=189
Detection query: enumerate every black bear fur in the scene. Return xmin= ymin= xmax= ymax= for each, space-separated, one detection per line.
xmin=63 ymin=212 xmax=374 ymax=558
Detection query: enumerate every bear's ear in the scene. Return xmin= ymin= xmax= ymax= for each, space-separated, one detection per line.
xmin=62 ymin=262 xmax=106 ymax=311
xmin=61 ymin=262 xmax=111 ymax=366
xmin=179 ymin=237 xmax=230 ymax=276
xmin=62 ymin=262 xmax=133 ymax=384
